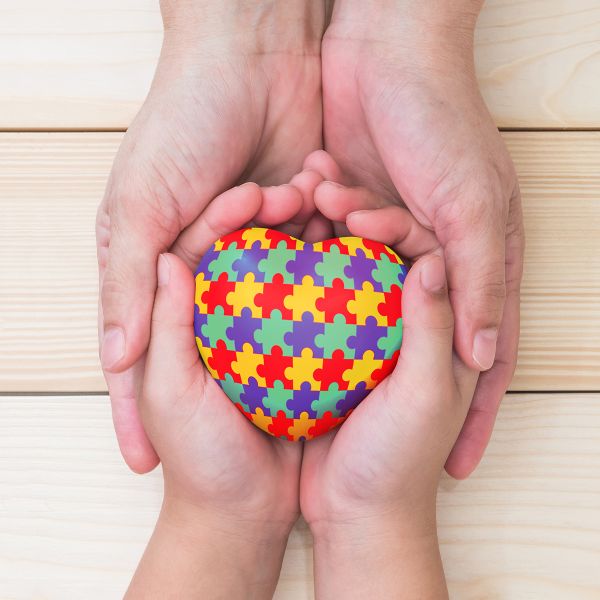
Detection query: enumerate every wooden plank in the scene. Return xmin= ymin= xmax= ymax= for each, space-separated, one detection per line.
xmin=1 ymin=1 xmax=600 ymax=128
xmin=0 ymin=132 xmax=599 ymax=392
xmin=0 ymin=393 xmax=598 ymax=598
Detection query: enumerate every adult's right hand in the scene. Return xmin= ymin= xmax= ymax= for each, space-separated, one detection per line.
xmin=96 ymin=0 xmax=325 ymax=473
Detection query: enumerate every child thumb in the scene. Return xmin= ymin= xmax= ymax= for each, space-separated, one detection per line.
xmin=390 ymin=253 xmax=455 ymax=384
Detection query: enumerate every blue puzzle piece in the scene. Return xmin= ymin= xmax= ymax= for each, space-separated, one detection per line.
xmin=232 ymin=241 xmax=270 ymax=282
xmin=344 ymin=248 xmax=380 ymax=290
xmin=348 ymin=316 xmax=388 ymax=358
xmin=240 ymin=377 xmax=270 ymax=415
xmin=335 ymin=382 xmax=369 ymax=415
xmin=284 ymin=311 xmax=325 ymax=358
xmin=287 ymin=382 xmax=320 ymax=418
xmin=226 ymin=307 xmax=262 ymax=352
xmin=286 ymin=246 xmax=324 ymax=285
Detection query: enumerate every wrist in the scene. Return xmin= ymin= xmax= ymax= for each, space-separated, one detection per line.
xmin=161 ymin=0 xmax=325 ymax=56
xmin=310 ymin=510 xmax=447 ymax=599
xmin=127 ymin=497 xmax=293 ymax=599
xmin=328 ymin=0 xmax=483 ymax=68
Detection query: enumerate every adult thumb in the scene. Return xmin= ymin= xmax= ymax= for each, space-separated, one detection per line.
xmin=440 ymin=203 xmax=506 ymax=372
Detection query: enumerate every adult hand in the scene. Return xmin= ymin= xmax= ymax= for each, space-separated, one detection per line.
xmin=96 ymin=0 xmax=324 ymax=472
xmin=320 ymin=0 xmax=525 ymax=477
xmin=125 ymin=188 xmax=301 ymax=597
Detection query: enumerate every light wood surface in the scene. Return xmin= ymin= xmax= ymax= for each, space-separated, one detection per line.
xmin=1 ymin=1 xmax=600 ymax=129
xmin=0 ymin=393 xmax=598 ymax=598
xmin=1 ymin=132 xmax=599 ymax=392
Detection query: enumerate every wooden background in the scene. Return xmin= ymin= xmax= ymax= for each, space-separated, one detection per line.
xmin=0 ymin=1 xmax=599 ymax=597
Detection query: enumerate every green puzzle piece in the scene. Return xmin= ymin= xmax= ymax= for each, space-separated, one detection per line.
xmin=263 ymin=380 xmax=295 ymax=418
xmin=314 ymin=245 xmax=353 ymax=287
xmin=201 ymin=306 xmax=235 ymax=350
xmin=207 ymin=249 xmax=244 ymax=281
xmin=257 ymin=242 xmax=297 ymax=284
xmin=254 ymin=309 xmax=294 ymax=355
xmin=310 ymin=383 xmax=344 ymax=418
xmin=377 ymin=320 xmax=403 ymax=358
xmin=372 ymin=255 xmax=406 ymax=292
xmin=219 ymin=374 xmax=248 ymax=410
xmin=315 ymin=313 xmax=355 ymax=358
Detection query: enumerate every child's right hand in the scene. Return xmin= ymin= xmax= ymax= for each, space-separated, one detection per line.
xmin=301 ymin=184 xmax=480 ymax=598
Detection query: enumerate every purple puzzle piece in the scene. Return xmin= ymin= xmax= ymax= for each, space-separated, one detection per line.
xmin=348 ymin=316 xmax=387 ymax=358
xmin=226 ymin=307 xmax=262 ymax=352
xmin=286 ymin=246 xmax=324 ymax=285
xmin=287 ymin=382 xmax=320 ymax=418
xmin=195 ymin=244 xmax=220 ymax=279
xmin=335 ymin=382 xmax=369 ymax=415
xmin=284 ymin=311 xmax=325 ymax=358
xmin=344 ymin=248 xmax=380 ymax=290
xmin=240 ymin=377 xmax=270 ymax=415
xmin=232 ymin=241 xmax=270 ymax=282
xmin=193 ymin=304 xmax=210 ymax=347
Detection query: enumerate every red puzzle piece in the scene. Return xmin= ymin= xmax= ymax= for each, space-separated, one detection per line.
xmin=308 ymin=411 xmax=345 ymax=437
xmin=268 ymin=410 xmax=294 ymax=440
xmin=316 ymin=278 xmax=357 ymax=324
xmin=314 ymin=349 xmax=353 ymax=391
xmin=377 ymin=284 xmax=402 ymax=326
xmin=257 ymin=345 xmax=294 ymax=388
xmin=362 ymin=238 xmax=401 ymax=263
xmin=254 ymin=273 xmax=294 ymax=318
xmin=264 ymin=229 xmax=297 ymax=249
xmin=207 ymin=339 xmax=240 ymax=381
xmin=219 ymin=228 xmax=249 ymax=250
xmin=201 ymin=272 xmax=236 ymax=315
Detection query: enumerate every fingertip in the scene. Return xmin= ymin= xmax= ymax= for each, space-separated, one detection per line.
xmin=257 ymin=184 xmax=303 ymax=226
xmin=303 ymin=150 xmax=342 ymax=182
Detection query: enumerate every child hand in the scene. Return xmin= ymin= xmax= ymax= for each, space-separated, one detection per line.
xmin=126 ymin=185 xmax=303 ymax=598
xmin=302 ymin=184 xmax=479 ymax=598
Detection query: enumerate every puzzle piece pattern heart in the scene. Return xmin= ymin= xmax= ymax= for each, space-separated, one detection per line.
xmin=194 ymin=227 xmax=407 ymax=441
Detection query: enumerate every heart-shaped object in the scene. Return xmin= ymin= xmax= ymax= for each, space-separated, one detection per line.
xmin=194 ymin=227 xmax=406 ymax=440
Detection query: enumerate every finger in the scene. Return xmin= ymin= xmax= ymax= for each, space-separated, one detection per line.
xmin=303 ymin=149 xmax=343 ymax=183
xmin=143 ymin=253 xmax=204 ymax=406
xmin=275 ymin=168 xmax=325 ymax=238
xmin=445 ymin=199 xmax=525 ymax=478
xmin=99 ymin=198 xmax=174 ymax=374
xmin=303 ymin=211 xmax=335 ymax=243
xmin=389 ymin=253 xmax=455 ymax=387
xmin=171 ymin=183 xmax=263 ymax=270
xmin=439 ymin=198 xmax=508 ymax=373
xmin=254 ymin=184 xmax=303 ymax=230
xmin=96 ymin=204 xmax=159 ymax=473
xmin=314 ymin=182 xmax=390 ymax=222
xmin=346 ymin=205 xmax=440 ymax=260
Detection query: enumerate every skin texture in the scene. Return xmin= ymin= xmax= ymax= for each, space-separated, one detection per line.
xmin=96 ymin=0 xmax=325 ymax=473
xmin=125 ymin=191 xmax=304 ymax=599
xmin=321 ymin=0 xmax=525 ymax=478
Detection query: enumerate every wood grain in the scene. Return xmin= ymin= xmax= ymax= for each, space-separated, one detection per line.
xmin=0 ymin=393 xmax=598 ymax=598
xmin=1 ymin=1 xmax=600 ymax=128
xmin=1 ymin=132 xmax=599 ymax=392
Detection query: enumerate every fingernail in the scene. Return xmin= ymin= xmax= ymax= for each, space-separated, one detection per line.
xmin=158 ymin=254 xmax=170 ymax=287
xmin=101 ymin=327 xmax=125 ymax=370
xmin=472 ymin=328 xmax=498 ymax=371
xmin=420 ymin=255 xmax=446 ymax=293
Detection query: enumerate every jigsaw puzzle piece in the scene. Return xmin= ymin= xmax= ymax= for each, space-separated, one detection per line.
xmin=257 ymin=345 xmax=294 ymax=388
xmin=310 ymin=382 xmax=345 ymax=417
xmin=286 ymin=347 xmax=323 ymax=390
xmin=231 ymin=241 xmax=270 ymax=282
xmin=284 ymin=275 xmax=325 ymax=322
xmin=284 ymin=312 xmax=325 ymax=358
xmin=289 ymin=412 xmax=316 ymax=441
xmin=308 ymin=411 xmax=346 ymax=438
xmin=241 ymin=227 xmax=272 ymax=249
xmin=263 ymin=380 xmax=295 ymax=418
xmin=206 ymin=248 xmax=244 ymax=281
xmin=268 ymin=410 xmax=294 ymax=440
xmin=377 ymin=320 xmax=403 ymax=358
xmin=315 ymin=313 xmax=355 ymax=358
xmin=254 ymin=274 xmax=294 ymax=319
xmin=343 ymin=350 xmax=383 ymax=389
xmin=315 ymin=278 xmax=357 ymax=324
xmin=227 ymin=272 xmax=263 ymax=318
xmin=202 ymin=272 xmax=236 ymax=315
xmin=254 ymin=309 xmax=294 ymax=355
xmin=194 ymin=272 xmax=212 ymax=313
xmin=335 ymin=382 xmax=369 ymax=415
xmin=217 ymin=373 xmax=247 ymax=410
xmin=194 ymin=304 xmax=210 ymax=347
xmin=226 ymin=307 xmax=262 ymax=352
xmin=239 ymin=377 xmax=270 ymax=415
xmin=347 ymin=281 xmax=386 ymax=325
xmin=286 ymin=245 xmax=325 ymax=285
xmin=231 ymin=342 xmax=266 ymax=386
xmin=344 ymin=248 xmax=380 ymax=290
xmin=204 ymin=339 xmax=239 ymax=382
xmin=286 ymin=382 xmax=319 ymax=418
xmin=377 ymin=284 xmax=403 ymax=326
xmin=313 ymin=245 xmax=353 ymax=287
xmin=250 ymin=407 xmax=273 ymax=435
xmin=371 ymin=255 xmax=407 ymax=292
xmin=201 ymin=305 xmax=235 ymax=350
xmin=257 ymin=242 xmax=297 ymax=284
xmin=314 ymin=349 xmax=352 ymax=391
xmin=348 ymin=316 xmax=388 ymax=359
xmin=264 ymin=228 xmax=300 ymax=249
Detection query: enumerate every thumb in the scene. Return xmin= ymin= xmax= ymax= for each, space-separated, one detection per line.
xmin=144 ymin=253 xmax=204 ymax=404
xmin=99 ymin=206 xmax=171 ymax=373
xmin=441 ymin=206 xmax=506 ymax=372
xmin=389 ymin=253 xmax=455 ymax=388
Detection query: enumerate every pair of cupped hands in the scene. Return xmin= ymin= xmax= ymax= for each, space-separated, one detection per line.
xmin=96 ymin=0 xmax=524 ymax=577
